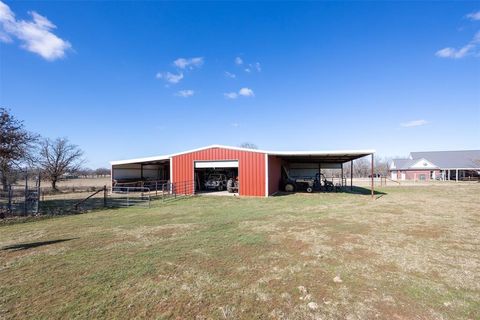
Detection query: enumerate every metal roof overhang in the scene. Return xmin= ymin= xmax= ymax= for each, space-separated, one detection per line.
xmin=268 ymin=150 xmax=375 ymax=164
xmin=110 ymin=155 xmax=170 ymax=166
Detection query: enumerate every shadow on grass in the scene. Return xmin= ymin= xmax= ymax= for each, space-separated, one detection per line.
xmin=342 ymin=186 xmax=387 ymax=196
xmin=2 ymin=238 xmax=78 ymax=251
xmin=273 ymin=186 xmax=387 ymax=197
xmin=40 ymin=198 xmax=108 ymax=215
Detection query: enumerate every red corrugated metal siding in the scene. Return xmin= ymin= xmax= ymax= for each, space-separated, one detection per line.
xmin=268 ymin=155 xmax=282 ymax=195
xmin=171 ymin=147 xmax=266 ymax=196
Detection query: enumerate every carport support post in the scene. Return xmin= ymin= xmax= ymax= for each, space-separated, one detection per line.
xmin=350 ymin=160 xmax=353 ymax=191
xmin=371 ymin=154 xmax=374 ymax=199
xmin=341 ymin=165 xmax=344 ymax=187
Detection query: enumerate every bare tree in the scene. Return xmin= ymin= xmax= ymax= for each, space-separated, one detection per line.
xmin=0 ymin=108 xmax=38 ymax=191
xmin=353 ymin=157 xmax=371 ymax=178
xmin=39 ymin=138 xmax=85 ymax=190
xmin=239 ymin=142 xmax=258 ymax=149
xmin=342 ymin=155 xmax=397 ymax=179
xmin=75 ymin=168 xmax=94 ymax=178
xmin=374 ymin=156 xmax=391 ymax=177
xmin=95 ymin=168 xmax=110 ymax=177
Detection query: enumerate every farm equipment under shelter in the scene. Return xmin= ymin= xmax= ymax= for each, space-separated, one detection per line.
xmin=281 ymin=166 xmax=335 ymax=193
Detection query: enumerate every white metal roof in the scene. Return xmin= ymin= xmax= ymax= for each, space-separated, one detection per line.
xmin=110 ymin=154 xmax=171 ymax=165
xmin=266 ymin=149 xmax=376 ymax=156
xmin=110 ymin=144 xmax=375 ymax=165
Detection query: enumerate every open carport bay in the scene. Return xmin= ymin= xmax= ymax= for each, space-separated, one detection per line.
xmin=267 ymin=150 xmax=375 ymax=195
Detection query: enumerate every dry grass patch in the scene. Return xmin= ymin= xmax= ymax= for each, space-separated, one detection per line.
xmin=1 ymin=184 xmax=479 ymax=319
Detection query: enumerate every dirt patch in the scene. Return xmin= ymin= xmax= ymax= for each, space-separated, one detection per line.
xmin=114 ymin=224 xmax=199 ymax=240
xmin=324 ymin=232 xmax=363 ymax=246
xmin=402 ymin=225 xmax=446 ymax=239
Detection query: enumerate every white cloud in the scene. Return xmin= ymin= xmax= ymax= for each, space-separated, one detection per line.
xmin=239 ymin=87 xmax=254 ymax=97
xmin=156 ymin=71 xmax=184 ymax=84
xmin=231 ymin=123 xmax=239 ymax=127
xmin=466 ymin=11 xmax=480 ymax=21
xmin=435 ymin=43 xmax=476 ymax=59
xmin=234 ymin=56 xmax=261 ymax=73
xmin=0 ymin=1 xmax=71 ymax=60
xmin=175 ymin=89 xmax=194 ymax=97
xmin=244 ymin=63 xmax=261 ymax=73
xmin=225 ymin=71 xmax=236 ymax=79
xmin=436 ymin=27 xmax=480 ymax=59
xmin=0 ymin=30 xmax=11 ymax=42
xmin=401 ymin=120 xmax=429 ymax=127
xmin=173 ymin=57 xmax=204 ymax=69
xmin=224 ymin=87 xmax=255 ymax=99
xmin=156 ymin=57 xmax=202 ymax=86
xmin=224 ymin=92 xmax=238 ymax=99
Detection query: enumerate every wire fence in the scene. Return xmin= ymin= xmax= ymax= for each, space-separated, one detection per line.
xmin=0 ymin=185 xmax=111 ymax=218
xmin=0 ymin=179 xmax=198 ymax=220
xmin=112 ymin=179 xmax=195 ymax=203
xmin=6 ymin=175 xmax=458 ymax=220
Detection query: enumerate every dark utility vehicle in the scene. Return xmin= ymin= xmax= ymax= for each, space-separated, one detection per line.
xmin=204 ymin=173 xmax=227 ymax=191
xmin=282 ymin=167 xmax=334 ymax=193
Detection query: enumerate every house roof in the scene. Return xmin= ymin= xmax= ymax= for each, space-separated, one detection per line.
xmin=410 ymin=150 xmax=480 ymax=169
xmin=391 ymin=159 xmax=418 ymax=170
xmin=111 ymin=144 xmax=375 ymax=165
xmin=391 ymin=150 xmax=480 ymax=171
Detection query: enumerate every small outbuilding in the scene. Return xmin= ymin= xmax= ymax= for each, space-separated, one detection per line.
xmin=110 ymin=145 xmax=375 ymax=197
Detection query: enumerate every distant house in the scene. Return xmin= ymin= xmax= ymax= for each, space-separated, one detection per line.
xmin=389 ymin=150 xmax=480 ymax=181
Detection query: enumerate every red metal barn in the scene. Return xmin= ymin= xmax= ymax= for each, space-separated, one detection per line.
xmin=110 ymin=145 xmax=375 ymax=197
xmin=171 ymin=146 xmax=266 ymax=196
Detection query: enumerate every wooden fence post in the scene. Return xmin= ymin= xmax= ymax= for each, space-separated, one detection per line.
xmin=7 ymin=185 xmax=12 ymax=214
xmin=103 ymin=185 xmax=107 ymax=208
xmin=35 ymin=173 xmax=41 ymax=215
xmin=24 ymin=173 xmax=28 ymax=216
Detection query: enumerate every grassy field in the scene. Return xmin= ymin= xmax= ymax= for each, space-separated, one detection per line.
xmin=1 ymin=184 xmax=479 ymax=319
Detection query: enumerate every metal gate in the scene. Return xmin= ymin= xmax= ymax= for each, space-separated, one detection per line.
xmin=0 ymin=185 xmax=40 ymax=217
xmin=110 ymin=186 xmax=151 ymax=207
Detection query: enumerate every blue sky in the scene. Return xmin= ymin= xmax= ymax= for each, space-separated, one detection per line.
xmin=1 ymin=1 xmax=479 ymax=168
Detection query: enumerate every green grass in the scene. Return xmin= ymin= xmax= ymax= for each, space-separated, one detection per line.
xmin=1 ymin=185 xmax=479 ymax=319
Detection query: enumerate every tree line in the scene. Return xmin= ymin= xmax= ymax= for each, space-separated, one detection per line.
xmin=0 ymin=108 xmax=108 ymax=191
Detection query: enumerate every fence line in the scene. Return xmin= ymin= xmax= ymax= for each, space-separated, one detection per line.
xmin=74 ymin=186 xmax=107 ymax=210
xmin=110 ymin=186 xmax=151 ymax=207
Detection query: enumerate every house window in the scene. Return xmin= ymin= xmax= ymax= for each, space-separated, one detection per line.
xmin=419 ymin=174 xmax=426 ymax=181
